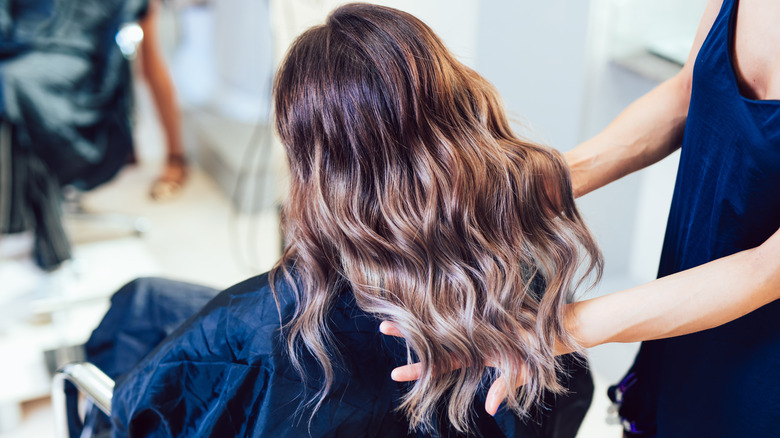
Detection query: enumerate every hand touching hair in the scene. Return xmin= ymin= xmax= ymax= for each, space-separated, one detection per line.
xmin=271 ymin=3 xmax=602 ymax=434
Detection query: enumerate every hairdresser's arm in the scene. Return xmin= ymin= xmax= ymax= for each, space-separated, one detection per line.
xmin=381 ymin=226 xmax=780 ymax=414
xmin=565 ymin=0 xmax=722 ymax=197
xmin=566 ymin=226 xmax=780 ymax=350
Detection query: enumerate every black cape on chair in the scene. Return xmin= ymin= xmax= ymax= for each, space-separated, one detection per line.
xmin=0 ymin=0 xmax=148 ymax=188
xmin=0 ymin=0 xmax=148 ymax=269
xmin=109 ymin=272 xmax=594 ymax=438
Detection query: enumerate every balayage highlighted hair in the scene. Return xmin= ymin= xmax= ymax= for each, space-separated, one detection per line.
xmin=270 ymin=3 xmax=602 ymax=434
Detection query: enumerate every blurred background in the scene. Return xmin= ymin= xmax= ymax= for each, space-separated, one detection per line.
xmin=0 ymin=0 xmax=707 ymax=436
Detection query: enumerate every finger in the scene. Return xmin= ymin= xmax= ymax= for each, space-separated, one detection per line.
xmin=379 ymin=321 xmax=404 ymax=337
xmin=485 ymin=364 xmax=530 ymax=416
xmin=390 ymin=363 xmax=424 ymax=382
xmin=391 ymin=356 xmax=467 ymax=382
xmin=485 ymin=376 xmax=509 ymax=416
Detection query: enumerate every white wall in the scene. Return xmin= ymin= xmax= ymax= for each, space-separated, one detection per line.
xmin=371 ymin=0 xmax=479 ymax=67
xmin=212 ymin=0 xmax=274 ymax=122
xmin=476 ymin=1 xmax=592 ymax=149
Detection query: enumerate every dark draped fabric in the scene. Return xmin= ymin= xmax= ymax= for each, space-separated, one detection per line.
xmin=106 ymin=273 xmax=593 ymax=438
xmin=0 ymin=0 xmax=148 ymax=269
xmin=68 ymin=277 xmax=219 ymax=438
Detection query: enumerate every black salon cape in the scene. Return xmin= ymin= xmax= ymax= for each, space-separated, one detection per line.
xmin=0 ymin=0 xmax=148 ymax=188
xmin=0 ymin=0 xmax=148 ymax=269
xmin=111 ymin=273 xmax=592 ymax=438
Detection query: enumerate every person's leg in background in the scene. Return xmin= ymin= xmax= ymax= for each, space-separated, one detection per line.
xmin=139 ymin=0 xmax=189 ymax=201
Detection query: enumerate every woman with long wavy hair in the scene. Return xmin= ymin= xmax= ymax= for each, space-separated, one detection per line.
xmin=273 ymin=2 xmax=602 ymax=434
xmin=111 ymin=3 xmax=601 ymax=437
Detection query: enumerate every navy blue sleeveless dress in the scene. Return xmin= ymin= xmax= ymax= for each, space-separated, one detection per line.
xmin=613 ymin=0 xmax=780 ymax=436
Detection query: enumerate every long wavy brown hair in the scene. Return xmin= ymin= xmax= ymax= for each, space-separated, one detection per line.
xmin=270 ymin=3 xmax=602 ymax=433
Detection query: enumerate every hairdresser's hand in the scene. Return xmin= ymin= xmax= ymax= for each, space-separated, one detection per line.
xmin=379 ymin=321 xmax=526 ymax=416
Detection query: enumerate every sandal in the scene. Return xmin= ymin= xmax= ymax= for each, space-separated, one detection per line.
xmin=150 ymin=154 xmax=189 ymax=201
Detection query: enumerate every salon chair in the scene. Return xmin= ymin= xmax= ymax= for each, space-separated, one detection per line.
xmin=48 ymin=277 xmax=220 ymax=438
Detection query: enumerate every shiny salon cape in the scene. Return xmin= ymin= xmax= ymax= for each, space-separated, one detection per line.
xmin=111 ymin=273 xmax=591 ymax=438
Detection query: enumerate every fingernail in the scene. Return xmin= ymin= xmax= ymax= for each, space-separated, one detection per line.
xmin=390 ymin=369 xmax=399 ymax=381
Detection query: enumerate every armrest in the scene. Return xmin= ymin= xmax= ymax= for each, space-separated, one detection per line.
xmin=52 ymin=362 xmax=114 ymax=438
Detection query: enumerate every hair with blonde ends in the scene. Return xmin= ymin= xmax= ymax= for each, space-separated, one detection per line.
xmin=270 ymin=3 xmax=602 ymax=433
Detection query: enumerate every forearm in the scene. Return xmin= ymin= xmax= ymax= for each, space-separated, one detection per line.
xmin=565 ymin=73 xmax=690 ymax=198
xmin=567 ymin=228 xmax=780 ymax=349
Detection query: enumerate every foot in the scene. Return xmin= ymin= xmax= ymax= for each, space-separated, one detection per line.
xmin=150 ymin=154 xmax=188 ymax=201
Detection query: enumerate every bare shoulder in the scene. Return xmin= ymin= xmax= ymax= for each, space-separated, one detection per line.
xmin=732 ymin=0 xmax=780 ymax=100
